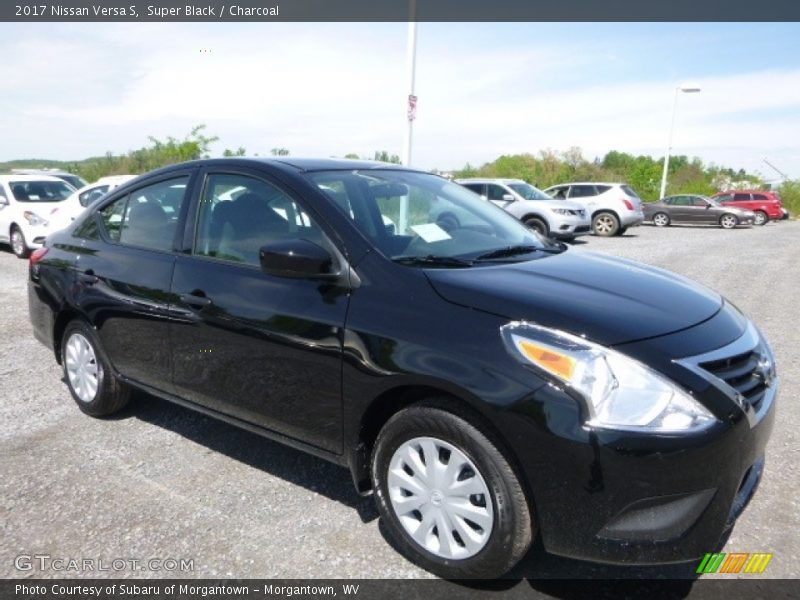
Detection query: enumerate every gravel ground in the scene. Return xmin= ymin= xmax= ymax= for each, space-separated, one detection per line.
xmin=0 ymin=221 xmax=797 ymax=581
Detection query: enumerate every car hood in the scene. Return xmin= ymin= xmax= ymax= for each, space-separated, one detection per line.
xmin=424 ymin=249 xmax=722 ymax=346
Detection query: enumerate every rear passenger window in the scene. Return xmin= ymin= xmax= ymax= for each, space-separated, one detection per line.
xmin=194 ymin=173 xmax=322 ymax=267
xmin=98 ymin=177 xmax=189 ymax=251
xmin=463 ymin=184 xmax=485 ymax=196
xmin=733 ymin=193 xmax=751 ymax=202
xmin=716 ymin=194 xmax=733 ymax=202
xmin=753 ymin=194 xmax=768 ymax=201
xmin=569 ymin=185 xmax=597 ymax=198
xmin=596 ymin=185 xmax=613 ymax=194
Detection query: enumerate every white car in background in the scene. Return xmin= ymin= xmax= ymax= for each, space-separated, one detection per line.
xmin=49 ymin=175 xmax=137 ymax=231
xmin=0 ymin=175 xmax=76 ymax=257
xmin=543 ymin=182 xmax=645 ymax=236
xmin=457 ymin=178 xmax=591 ymax=240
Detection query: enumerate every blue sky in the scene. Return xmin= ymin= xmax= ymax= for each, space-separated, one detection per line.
xmin=1 ymin=22 xmax=798 ymax=182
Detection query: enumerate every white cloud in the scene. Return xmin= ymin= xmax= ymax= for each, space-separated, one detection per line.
xmin=1 ymin=23 xmax=798 ymax=178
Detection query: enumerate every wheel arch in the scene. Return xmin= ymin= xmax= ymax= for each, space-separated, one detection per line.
xmin=347 ymin=384 xmax=531 ymax=508
xmin=53 ymin=309 xmax=83 ymax=364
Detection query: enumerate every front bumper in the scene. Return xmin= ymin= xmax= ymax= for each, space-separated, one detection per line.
xmin=500 ymin=314 xmax=777 ymax=565
xmin=551 ymin=219 xmax=592 ymax=239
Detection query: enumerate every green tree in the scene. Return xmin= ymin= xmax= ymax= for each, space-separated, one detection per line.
xmin=271 ymin=147 xmax=290 ymax=156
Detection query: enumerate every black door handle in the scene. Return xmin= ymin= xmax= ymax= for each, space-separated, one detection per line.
xmin=180 ymin=292 xmax=212 ymax=309
xmin=78 ymin=270 xmax=99 ymax=285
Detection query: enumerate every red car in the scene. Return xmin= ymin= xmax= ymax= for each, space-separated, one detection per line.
xmin=712 ymin=190 xmax=784 ymax=226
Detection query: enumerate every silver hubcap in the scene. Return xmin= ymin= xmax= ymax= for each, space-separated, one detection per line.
xmin=721 ymin=215 xmax=736 ymax=228
xmin=65 ymin=333 xmax=99 ymax=403
xmin=755 ymin=212 xmax=766 ymax=225
xmin=387 ymin=437 xmax=494 ymax=560
xmin=594 ymin=215 xmax=615 ymax=234
xmin=11 ymin=230 xmax=24 ymax=255
xmin=654 ymin=214 xmax=668 ymax=226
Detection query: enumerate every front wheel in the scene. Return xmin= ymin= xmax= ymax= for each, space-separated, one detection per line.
xmin=371 ymin=405 xmax=533 ymax=579
xmin=720 ymin=214 xmax=739 ymax=229
xmin=523 ymin=216 xmax=549 ymax=237
xmin=592 ymin=212 xmax=619 ymax=236
xmin=652 ymin=212 xmax=670 ymax=227
xmin=753 ymin=210 xmax=768 ymax=226
xmin=61 ymin=320 xmax=131 ymax=416
xmin=10 ymin=226 xmax=30 ymax=258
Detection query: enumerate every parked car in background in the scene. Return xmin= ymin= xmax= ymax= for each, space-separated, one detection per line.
xmin=711 ymin=190 xmax=784 ymax=226
xmin=29 ymin=158 xmax=777 ymax=579
xmin=644 ymin=195 xmax=755 ymax=229
xmin=456 ymin=178 xmax=591 ymax=240
xmin=11 ymin=168 xmax=88 ymax=191
xmin=0 ymin=174 xmax=75 ymax=257
xmin=543 ymin=182 xmax=645 ymax=237
xmin=48 ymin=175 xmax=137 ymax=231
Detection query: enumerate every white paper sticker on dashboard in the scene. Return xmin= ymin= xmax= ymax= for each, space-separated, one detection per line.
xmin=410 ymin=223 xmax=452 ymax=243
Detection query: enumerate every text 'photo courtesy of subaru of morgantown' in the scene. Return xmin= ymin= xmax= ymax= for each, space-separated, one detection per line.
xmin=28 ymin=158 xmax=778 ymax=579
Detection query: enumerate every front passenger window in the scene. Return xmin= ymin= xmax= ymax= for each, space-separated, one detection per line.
xmin=194 ymin=173 xmax=323 ymax=267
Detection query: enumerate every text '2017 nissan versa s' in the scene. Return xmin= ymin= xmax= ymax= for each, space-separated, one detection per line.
xmin=29 ymin=159 xmax=777 ymax=578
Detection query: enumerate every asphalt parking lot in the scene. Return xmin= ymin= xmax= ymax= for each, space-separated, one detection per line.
xmin=1 ymin=221 xmax=798 ymax=581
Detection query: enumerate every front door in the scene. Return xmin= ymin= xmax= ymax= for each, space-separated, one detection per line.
xmin=169 ymin=171 xmax=349 ymax=453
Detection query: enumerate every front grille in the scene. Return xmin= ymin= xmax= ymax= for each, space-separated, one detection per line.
xmin=700 ymin=348 xmax=768 ymax=412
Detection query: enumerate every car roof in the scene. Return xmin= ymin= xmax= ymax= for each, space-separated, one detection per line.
xmin=456 ymin=178 xmax=526 ymax=184
xmin=548 ymin=182 xmax=628 ymax=186
xmin=130 ymin=157 xmax=419 ymax=180
xmin=0 ymin=174 xmax=66 ymax=182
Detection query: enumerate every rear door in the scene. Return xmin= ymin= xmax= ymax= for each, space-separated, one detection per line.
xmin=72 ymin=170 xmax=197 ymax=391
xmin=169 ymin=168 xmax=349 ymax=453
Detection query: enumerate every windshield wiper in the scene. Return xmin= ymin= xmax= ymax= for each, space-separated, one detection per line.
xmin=392 ymin=255 xmax=474 ymax=268
xmin=474 ymin=244 xmax=562 ymax=261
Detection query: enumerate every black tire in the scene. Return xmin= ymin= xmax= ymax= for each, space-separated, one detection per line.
xmin=652 ymin=212 xmax=670 ymax=227
xmin=10 ymin=226 xmax=30 ymax=258
xmin=617 ymin=226 xmax=628 ymax=236
xmin=61 ymin=320 xmax=130 ymax=417
xmin=523 ymin=216 xmax=549 ymax=237
xmin=753 ymin=210 xmax=768 ymax=226
xmin=592 ymin=211 xmax=619 ymax=237
xmin=371 ymin=403 xmax=533 ymax=579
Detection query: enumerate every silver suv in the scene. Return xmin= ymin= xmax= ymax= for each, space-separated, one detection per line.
xmin=456 ymin=178 xmax=591 ymax=240
xmin=543 ymin=182 xmax=645 ymax=237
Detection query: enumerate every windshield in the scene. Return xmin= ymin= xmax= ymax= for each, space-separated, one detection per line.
xmin=9 ymin=180 xmax=73 ymax=202
xmin=307 ymin=170 xmax=559 ymax=266
xmin=508 ymin=182 xmax=551 ymax=201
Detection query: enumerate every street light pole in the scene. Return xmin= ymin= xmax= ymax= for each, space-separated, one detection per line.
xmin=399 ymin=0 xmax=417 ymax=234
xmin=659 ymin=84 xmax=701 ymax=199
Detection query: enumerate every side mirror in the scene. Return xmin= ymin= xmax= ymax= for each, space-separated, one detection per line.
xmin=259 ymin=239 xmax=338 ymax=280
xmin=502 ymin=194 xmax=515 ymax=202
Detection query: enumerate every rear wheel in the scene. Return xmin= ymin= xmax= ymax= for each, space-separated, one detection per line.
xmin=61 ymin=320 xmax=130 ymax=416
xmin=592 ymin=212 xmax=619 ymax=236
xmin=10 ymin=226 xmax=30 ymax=258
xmin=652 ymin=212 xmax=670 ymax=227
xmin=720 ymin=214 xmax=738 ymax=229
xmin=753 ymin=210 xmax=768 ymax=226
xmin=523 ymin=216 xmax=549 ymax=238
xmin=371 ymin=404 xmax=533 ymax=579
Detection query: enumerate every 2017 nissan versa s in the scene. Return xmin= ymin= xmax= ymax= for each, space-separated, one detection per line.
xmin=29 ymin=159 xmax=778 ymax=578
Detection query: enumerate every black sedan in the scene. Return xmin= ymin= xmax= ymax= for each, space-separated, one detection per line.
xmin=644 ymin=194 xmax=755 ymax=228
xmin=28 ymin=158 xmax=777 ymax=578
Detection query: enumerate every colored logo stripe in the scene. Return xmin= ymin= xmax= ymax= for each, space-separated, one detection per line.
xmin=697 ymin=552 xmax=773 ymax=574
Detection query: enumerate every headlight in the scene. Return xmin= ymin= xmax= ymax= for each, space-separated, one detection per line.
xmin=551 ymin=208 xmax=572 ymax=215
xmin=23 ymin=211 xmax=48 ymax=227
xmin=501 ymin=322 xmax=716 ymax=433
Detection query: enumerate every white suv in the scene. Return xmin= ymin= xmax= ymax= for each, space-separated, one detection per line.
xmin=0 ymin=175 xmax=76 ymax=257
xmin=48 ymin=175 xmax=137 ymax=232
xmin=543 ymin=182 xmax=645 ymax=237
xmin=457 ymin=178 xmax=591 ymax=240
